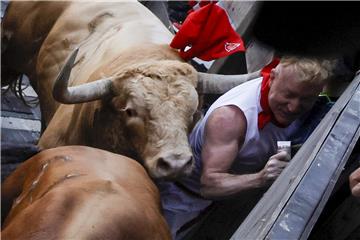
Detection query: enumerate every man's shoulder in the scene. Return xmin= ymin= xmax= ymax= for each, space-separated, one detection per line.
xmin=217 ymin=79 xmax=262 ymax=109
xmin=208 ymin=106 xmax=246 ymax=130
xmin=204 ymin=105 xmax=247 ymax=145
xmin=212 ymin=105 xmax=244 ymax=116
xmin=216 ymin=77 xmax=263 ymax=107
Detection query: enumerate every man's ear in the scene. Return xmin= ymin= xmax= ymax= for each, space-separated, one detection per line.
xmin=269 ymin=69 xmax=276 ymax=87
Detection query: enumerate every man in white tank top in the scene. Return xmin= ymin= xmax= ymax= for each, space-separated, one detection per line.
xmin=157 ymin=56 xmax=333 ymax=239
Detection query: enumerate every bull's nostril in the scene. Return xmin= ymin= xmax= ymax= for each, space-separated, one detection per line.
xmin=157 ymin=157 xmax=171 ymax=171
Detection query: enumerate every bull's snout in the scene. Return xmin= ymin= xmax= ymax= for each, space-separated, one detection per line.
xmin=156 ymin=153 xmax=194 ymax=178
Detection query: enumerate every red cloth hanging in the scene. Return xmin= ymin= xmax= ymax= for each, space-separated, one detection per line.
xmin=170 ymin=3 xmax=245 ymax=61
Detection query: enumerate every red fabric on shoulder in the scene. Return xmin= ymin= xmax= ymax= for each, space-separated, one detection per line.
xmin=258 ymin=58 xmax=284 ymax=129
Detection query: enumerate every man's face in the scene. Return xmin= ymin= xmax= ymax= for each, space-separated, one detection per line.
xmin=268 ymin=65 xmax=324 ymax=126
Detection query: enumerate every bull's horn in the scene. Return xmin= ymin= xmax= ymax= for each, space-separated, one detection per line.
xmin=53 ymin=47 xmax=113 ymax=104
xmin=197 ymin=70 xmax=261 ymax=94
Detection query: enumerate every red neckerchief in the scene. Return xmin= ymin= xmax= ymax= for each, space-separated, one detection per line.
xmin=258 ymin=58 xmax=286 ymax=129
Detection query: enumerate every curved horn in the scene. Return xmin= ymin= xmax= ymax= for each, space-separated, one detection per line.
xmin=53 ymin=47 xmax=113 ymax=104
xmin=197 ymin=70 xmax=261 ymax=94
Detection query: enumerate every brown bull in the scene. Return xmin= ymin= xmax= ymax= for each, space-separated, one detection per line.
xmin=1 ymin=146 xmax=171 ymax=240
xmin=2 ymin=1 xmax=259 ymax=179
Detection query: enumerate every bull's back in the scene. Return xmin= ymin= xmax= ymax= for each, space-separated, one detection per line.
xmin=2 ymin=146 xmax=171 ymax=240
xmin=36 ymin=0 xmax=173 ymax=88
xmin=4 ymin=1 xmax=174 ymax=125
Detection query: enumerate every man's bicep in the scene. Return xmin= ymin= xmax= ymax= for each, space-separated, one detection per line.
xmin=202 ymin=138 xmax=239 ymax=174
xmin=201 ymin=106 xmax=247 ymax=174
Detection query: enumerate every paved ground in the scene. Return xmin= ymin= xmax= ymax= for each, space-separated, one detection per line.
xmin=1 ymin=78 xmax=41 ymax=182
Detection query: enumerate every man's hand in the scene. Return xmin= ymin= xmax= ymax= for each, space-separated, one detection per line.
xmin=349 ymin=167 xmax=360 ymax=198
xmin=259 ymin=151 xmax=290 ymax=186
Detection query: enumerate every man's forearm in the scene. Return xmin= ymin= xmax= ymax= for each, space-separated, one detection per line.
xmin=200 ymin=172 xmax=264 ymax=200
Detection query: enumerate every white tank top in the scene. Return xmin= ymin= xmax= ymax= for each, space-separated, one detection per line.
xmin=182 ymin=77 xmax=300 ymax=193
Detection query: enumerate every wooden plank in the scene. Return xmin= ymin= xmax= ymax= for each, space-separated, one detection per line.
xmin=307 ymin=153 xmax=360 ymax=240
xmin=300 ymin=106 xmax=360 ymax=239
xmin=218 ymin=1 xmax=259 ymax=33
xmin=231 ymin=74 xmax=360 ymax=239
xmin=245 ymin=40 xmax=274 ymax=72
xmin=267 ymin=87 xmax=360 ymax=239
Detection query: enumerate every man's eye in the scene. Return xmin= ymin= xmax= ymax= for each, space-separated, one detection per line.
xmin=284 ymin=92 xmax=294 ymax=99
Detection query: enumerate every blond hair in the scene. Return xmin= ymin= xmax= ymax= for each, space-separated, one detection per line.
xmin=279 ymin=56 xmax=335 ymax=85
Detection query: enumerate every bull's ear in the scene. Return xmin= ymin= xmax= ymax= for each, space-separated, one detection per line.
xmin=118 ymin=101 xmax=138 ymax=117
xmin=110 ymin=97 xmax=139 ymax=117
xmin=110 ymin=95 xmax=127 ymax=113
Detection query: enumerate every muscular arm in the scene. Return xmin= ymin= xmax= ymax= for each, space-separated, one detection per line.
xmin=200 ymin=106 xmax=261 ymax=199
xmin=200 ymin=106 xmax=288 ymax=200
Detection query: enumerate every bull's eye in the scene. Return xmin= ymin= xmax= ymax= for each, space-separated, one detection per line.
xmin=125 ymin=108 xmax=137 ymax=117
